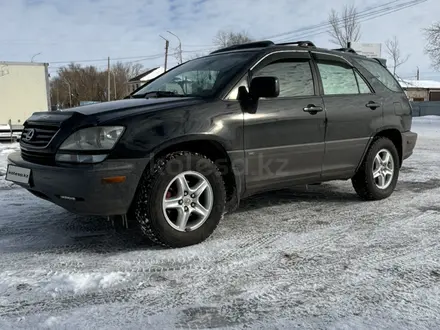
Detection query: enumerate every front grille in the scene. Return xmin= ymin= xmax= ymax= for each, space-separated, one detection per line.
xmin=21 ymin=124 xmax=59 ymax=148
xmin=21 ymin=149 xmax=55 ymax=165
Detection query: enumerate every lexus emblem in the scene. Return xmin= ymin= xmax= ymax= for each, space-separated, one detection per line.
xmin=23 ymin=129 xmax=36 ymax=142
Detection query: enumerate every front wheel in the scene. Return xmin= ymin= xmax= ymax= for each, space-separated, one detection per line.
xmin=352 ymin=137 xmax=400 ymax=201
xmin=132 ymin=151 xmax=226 ymax=248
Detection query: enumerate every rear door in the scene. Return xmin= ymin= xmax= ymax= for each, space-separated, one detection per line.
xmin=243 ymin=51 xmax=326 ymax=192
xmin=311 ymin=51 xmax=383 ymax=180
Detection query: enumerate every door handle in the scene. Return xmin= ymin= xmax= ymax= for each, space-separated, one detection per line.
xmin=303 ymin=104 xmax=323 ymax=114
xmin=366 ymin=101 xmax=381 ymax=110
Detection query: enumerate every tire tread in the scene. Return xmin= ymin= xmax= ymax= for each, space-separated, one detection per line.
xmin=133 ymin=151 xmax=226 ymax=248
xmin=352 ymin=137 xmax=399 ymax=201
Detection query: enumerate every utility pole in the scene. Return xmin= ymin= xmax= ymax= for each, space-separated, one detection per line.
xmin=107 ymin=57 xmax=111 ymax=101
xmin=160 ymin=35 xmax=169 ymax=71
xmin=167 ymin=30 xmax=182 ymax=64
xmin=416 ymin=66 xmax=420 ymax=80
xmin=63 ymin=80 xmax=71 ymax=107
xmin=113 ymin=73 xmax=117 ymax=99
xmin=110 ymin=71 xmax=117 ymax=99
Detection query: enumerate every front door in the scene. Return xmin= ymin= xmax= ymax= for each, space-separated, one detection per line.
xmin=243 ymin=51 xmax=326 ymax=193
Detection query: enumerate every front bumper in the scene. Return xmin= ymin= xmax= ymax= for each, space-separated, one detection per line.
xmin=7 ymin=152 xmax=148 ymax=216
xmin=402 ymin=131 xmax=418 ymax=161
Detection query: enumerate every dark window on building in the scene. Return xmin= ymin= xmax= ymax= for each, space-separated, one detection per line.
xmin=429 ymin=91 xmax=440 ymax=101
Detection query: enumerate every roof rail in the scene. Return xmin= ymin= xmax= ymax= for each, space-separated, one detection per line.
xmin=210 ymin=41 xmax=275 ymax=54
xmin=374 ymin=57 xmax=387 ymax=67
xmin=332 ymin=47 xmax=358 ymax=54
xmin=276 ymin=41 xmax=316 ymax=47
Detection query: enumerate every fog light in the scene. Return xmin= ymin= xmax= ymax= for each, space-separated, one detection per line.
xmin=55 ymin=154 xmax=108 ymax=164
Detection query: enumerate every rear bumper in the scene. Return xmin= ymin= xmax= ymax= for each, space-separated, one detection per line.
xmin=7 ymin=152 xmax=148 ymax=216
xmin=402 ymin=131 xmax=418 ymax=161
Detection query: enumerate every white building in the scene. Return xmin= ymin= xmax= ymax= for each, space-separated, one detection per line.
xmin=127 ymin=67 xmax=164 ymax=92
xmin=0 ymin=61 xmax=50 ymax=140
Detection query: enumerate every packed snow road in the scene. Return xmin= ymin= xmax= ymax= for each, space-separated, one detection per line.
xmin=1 ymin=117 xmax=440 ymax=329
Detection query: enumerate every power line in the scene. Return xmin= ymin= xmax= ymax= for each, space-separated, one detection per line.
xmin=181 ymin=1 xmax=426 ymax=56
xmin=181 ymin=48 xmax=216 ymax=53
xmin=280 ymin=0 xmax=425 ymax=42
xmin=38 ymin=0 xmax=427 ymax=67
xmin=46 ymin=48 xmax=214 ymax=67
xmin=0 ymin=1 xmax=405 ymax=46
xmin=261 ymin=0 xmax=402 ymax=40
xmin=270 ymin=0 xmax=426 ymax=43
xmin=179 ymin=0 xmax=426 ymax=55
xmin=181 ymin=43 xmax=213 ymax=48
xmin=0 ymin=38 xmax=214 ymax=48
xmin=49 ymin=53 xmax=164 ymax=64
xmin=47 ymin=45 xmax=215 ymax=65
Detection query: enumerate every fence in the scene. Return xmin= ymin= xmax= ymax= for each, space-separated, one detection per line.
xmin=411 ymin=101 xmax=440 ymax=117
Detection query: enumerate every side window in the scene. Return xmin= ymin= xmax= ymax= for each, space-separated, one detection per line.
xmin=356 ymin=58 xmax=402 ymax=92
xmin=317 ymin=61 xmax=359 ymax=95
xmin=355 ymin=71 xmax=373 ymax=94
xmin=252 ymin=60 xmax=315 ymax=97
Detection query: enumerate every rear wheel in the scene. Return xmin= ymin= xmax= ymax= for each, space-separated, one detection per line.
xmin=132 ymin=151 xmax=226 ymax=248
xmin=352 ymin=137 xmax=399 ymax=200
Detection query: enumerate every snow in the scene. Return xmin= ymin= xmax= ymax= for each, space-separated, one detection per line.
xmin=399 ymin=79 xmax=440 ymax=89
xmin=1 ymin=117 xmax=440 ymax=329
xmin=42 ymin=271 xmax=130 ymax=296
xmin=0 ymin=142 xmax=19 ymax=189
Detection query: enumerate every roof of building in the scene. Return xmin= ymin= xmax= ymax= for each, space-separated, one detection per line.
xmin=398 ymin=79 xmax=440 ymax=89
xmin=0 ymin=61 xmax=48 ymax=66
xmin=128 ymin=67 xmax=164 ymax=82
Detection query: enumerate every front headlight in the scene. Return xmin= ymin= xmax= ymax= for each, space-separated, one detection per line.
xmin=59 ymin=126 xmax=125 ymax=151
xmin=56 ymin=126 xmax=124 ymax=164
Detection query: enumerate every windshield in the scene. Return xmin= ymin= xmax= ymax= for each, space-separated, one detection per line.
xmin=132 ymin=52 xmax=257 ymax=98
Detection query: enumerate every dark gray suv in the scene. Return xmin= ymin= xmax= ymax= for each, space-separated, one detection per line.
xmin=6 ymin=40 xmax=417 ymax=248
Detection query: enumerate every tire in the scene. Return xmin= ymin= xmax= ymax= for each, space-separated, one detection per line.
xmin=132 ymin=151 xmax=226 ymax=248
xmin=351 ymin=137 xmax=400 ymax=201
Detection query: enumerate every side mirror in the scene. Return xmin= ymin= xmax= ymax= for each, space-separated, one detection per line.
xmin=249 ymin=76 xmax=280 ymax=99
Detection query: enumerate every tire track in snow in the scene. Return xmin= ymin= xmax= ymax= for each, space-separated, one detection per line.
xmin=216 ymin=211 xmax=440 ymax=316
xmin=174 ymin=209 xmax=440 ymax=321
xmin=1 ymin=157 xmax=439 ymax=325
xmin=0 ymin=203 xmax=399 ymax=319
xmin=0 ymin=233 xmax=286 ymax=318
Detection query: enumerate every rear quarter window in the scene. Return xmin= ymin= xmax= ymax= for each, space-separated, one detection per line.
xmin=355 ymin=58 xmax=403 ymax=93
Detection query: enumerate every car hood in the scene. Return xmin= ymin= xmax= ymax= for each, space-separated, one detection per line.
xmin=25 ymin=97 xmax=205 ymax=125
xmin=62 ymin=97 xmax=201 ymax=116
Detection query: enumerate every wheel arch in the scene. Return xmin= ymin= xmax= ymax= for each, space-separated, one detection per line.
xmin=356 ymin=128 xmax=403 ymax=172
xmin=139 ymin=135 xmax=242 ymax=212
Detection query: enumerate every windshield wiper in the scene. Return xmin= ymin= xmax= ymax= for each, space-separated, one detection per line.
xmin=128 ymin=91 xmax=202 ymax=99
xmin=129 ymin=91 xmax=183 ymax=99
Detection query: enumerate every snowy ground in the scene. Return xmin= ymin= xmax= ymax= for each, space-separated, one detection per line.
xmin=1 ymin=117 xmax=440 ymax=329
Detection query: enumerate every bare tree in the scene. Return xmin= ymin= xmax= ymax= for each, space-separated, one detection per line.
xmin=424 ymin=22 xmax=440 ymax=69
xmin=385 ymin=36 xmax=409 ymax=76
xmin=126 ymin=62 xmax=144 ymax=79
xmin=50 ymin=61 xmax=145 ymax=108
xmin=328 ymin=4 xmax=361 ymax=47
xmin=185 ymin=52 xmax=207 ymax=61
xmin=213 ymin=29 xmax=253 ymax=49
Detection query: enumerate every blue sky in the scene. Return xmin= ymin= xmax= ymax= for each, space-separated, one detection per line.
xmin=1 ymin=0 xmax=439 ymax=80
